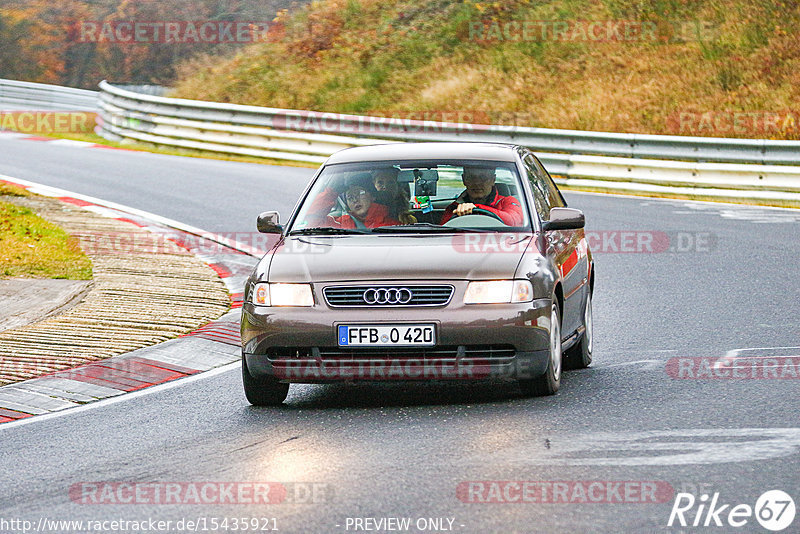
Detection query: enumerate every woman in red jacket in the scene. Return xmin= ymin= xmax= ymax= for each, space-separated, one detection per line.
xmin=306 ymin=173 xmax=400 ymax=229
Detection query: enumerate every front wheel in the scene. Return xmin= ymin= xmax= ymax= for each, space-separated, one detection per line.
xmin=564 ymin=291 xmax=593 ymax=370
xmin=242 ymin=357 xmax=289 ymax=406
xmin=519 ymin=299 xmax=562 ymax=396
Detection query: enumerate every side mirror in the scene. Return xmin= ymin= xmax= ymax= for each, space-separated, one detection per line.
xmin=542 ymin=207 xmax=585 ymax=231
xmin=257 ymin=211 xmax=283 ymax=234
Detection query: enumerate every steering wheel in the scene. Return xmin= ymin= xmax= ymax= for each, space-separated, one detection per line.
xmin=443 ymin=207 xmax=508 ymax=228
xmin=467 ymin=207 xmax=504 ymax=222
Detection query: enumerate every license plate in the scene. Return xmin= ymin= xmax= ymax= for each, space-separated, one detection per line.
xmin=338 ymin=324 xmax=436 ymax=347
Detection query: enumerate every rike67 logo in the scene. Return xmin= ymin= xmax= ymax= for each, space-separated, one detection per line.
xmin=668 ymin=490 xmax=796 ymax=531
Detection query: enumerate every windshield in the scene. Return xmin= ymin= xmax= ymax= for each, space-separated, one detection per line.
xmin=289 ymin=160 xmax=530 ymax=234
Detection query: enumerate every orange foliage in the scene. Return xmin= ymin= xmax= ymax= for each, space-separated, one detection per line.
xmin=0 ymin=0 xmax=297 ymax=88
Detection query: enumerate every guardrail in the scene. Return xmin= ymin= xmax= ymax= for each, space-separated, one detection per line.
xmin=0 ymin=79 xmax=98 ymax=111
xmin=97 ymin=80 xmax=800 ymax=166
xmin=96 ymin=81 xmax=800 ymax=200
xmin=4 ymin=78 xmax=798 ymax=200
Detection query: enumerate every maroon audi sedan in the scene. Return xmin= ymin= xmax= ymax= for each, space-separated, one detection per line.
xmin=241 ymin=143 xmax=593 ymax=405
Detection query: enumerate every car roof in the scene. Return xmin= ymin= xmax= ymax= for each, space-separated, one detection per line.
xmin=325 ymin=142 xmax=521 ymax=164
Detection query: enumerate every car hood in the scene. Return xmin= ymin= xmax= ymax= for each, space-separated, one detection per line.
xmin=263 ymin=234 xmax=533 ymax=282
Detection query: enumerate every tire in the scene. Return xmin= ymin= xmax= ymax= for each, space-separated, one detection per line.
xmin=519 ymin=299 xmax=562 ymax=397
xmin=242 ymin=357 xmax=289 ymax=406
xmin=563 ymin=290 xmax=593 ymax=370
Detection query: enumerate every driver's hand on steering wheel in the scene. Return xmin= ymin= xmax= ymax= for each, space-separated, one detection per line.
xmin=453 ymin=203 xmax=476 ymax=217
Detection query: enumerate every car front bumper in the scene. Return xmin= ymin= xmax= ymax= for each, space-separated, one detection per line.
xmin=241 ymin=284 xmax=553 ymax=383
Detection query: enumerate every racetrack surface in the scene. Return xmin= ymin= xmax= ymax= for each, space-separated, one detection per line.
xmin=1 ymin=136 xmax=798 ymax=533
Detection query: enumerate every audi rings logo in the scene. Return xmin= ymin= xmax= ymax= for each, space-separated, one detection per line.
xmin=363 ymin=287 xmax=413 ymax=305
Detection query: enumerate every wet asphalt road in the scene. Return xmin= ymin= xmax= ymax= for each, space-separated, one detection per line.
xmin=0 ymin=136 xmax=798 ymax=533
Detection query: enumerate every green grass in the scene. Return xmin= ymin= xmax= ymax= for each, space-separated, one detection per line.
xmin=0 ymin=183 xmax=31 ymax=197
xmin=0 ymin=198 xmax=92 ymax=280
xmin=169 ymin=0 xmax=800 ymax=140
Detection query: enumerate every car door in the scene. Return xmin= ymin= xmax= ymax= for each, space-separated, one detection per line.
xmin=524 ymin=152 xmax=588 ymax=336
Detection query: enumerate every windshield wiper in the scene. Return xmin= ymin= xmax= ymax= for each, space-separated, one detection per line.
xmin=288 ymin=227 xmax=366 ymax=235
xmin=371 ymin=224 xmax=492 ymax=233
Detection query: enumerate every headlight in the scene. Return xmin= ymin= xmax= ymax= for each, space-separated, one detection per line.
xmin=251 ymin=282 xmax=314 ymax=307
xmin=464 ymin=280 xmax=533 ymax=304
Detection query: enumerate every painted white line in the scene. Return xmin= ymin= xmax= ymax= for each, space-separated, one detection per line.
xmin=483 ymin=428 xmax=800 ymax=466
xmin=20 ymin=377 xmax=124 ymax=399
xmin=561 ymin=178 xmax=800 ymax=201
xmin=82 ymin=204 xmax=129 ymax=218
xmin=12 ymin=382 xmax=97 ymax=403
xmin=565 ymin=188 xmax=800 ymax=212
xmin=0 ymin=387 xmax=78 ymax=411
xmin=0 ymin=174 xmax=264 ymax=257
xmin=0 ymin=361 xmax=241 ymax=431
xmin=726 ymin=346 xmax=800 ymax=354
xmin=727 ymin=364 xmax=800 ymax=369
xmin=593 ymin=360 xmax=663 ymax=370
xmin=606 ymin=349 xmax=681 ymax=353
xmin=0 ymin=398 xmax=49 ymax=415
xmin=0 ymin=131 xmax=28 ymax=139
xmin=715 ymin=346 xmax=800 ymax=371
xmin=47 ymin=139 xmax=95 ymax=148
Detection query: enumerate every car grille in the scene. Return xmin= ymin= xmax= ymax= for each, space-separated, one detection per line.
xmin=323 ymin=285 xmax=454 ymax=307
xmin=266 ymin=345 xmax=516 ymax=361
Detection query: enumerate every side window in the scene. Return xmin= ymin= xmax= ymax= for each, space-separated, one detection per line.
xmin=523 ymin=155 xmax=551 ymax=221
xmin=531 ymin=156 xmax=566 ymax=208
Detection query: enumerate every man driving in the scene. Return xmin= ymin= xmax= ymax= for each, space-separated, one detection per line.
xmin=440 ymin=166 xmax=523 ymax=225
